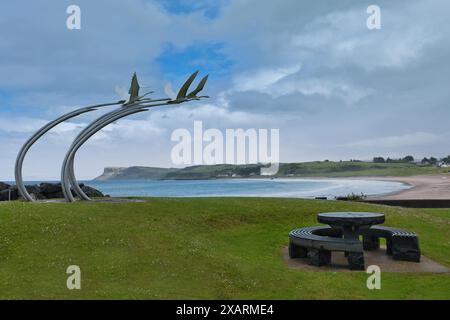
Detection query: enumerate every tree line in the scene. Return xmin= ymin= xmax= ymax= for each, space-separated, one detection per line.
xmin=372 ymin=155 xmax=450 ymax=165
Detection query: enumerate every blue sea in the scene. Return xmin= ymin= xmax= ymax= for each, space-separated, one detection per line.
xmin=82 ymin=178 xmax=410 ymax=198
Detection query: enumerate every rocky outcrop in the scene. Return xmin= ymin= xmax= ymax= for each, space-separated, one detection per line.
xmin=95 ymin=166 xmax=177 ymax=180
xmin=95 ymin=167 xmax=127 ymax=180
xmin=0 ymin=182 xmax=105 ymax=201
xmin=0 ymin=185 xmax=18 ymax=201
xmin=0 ymin=182 xmax=10 ymax=192
xmin=79 ymin=184 xmax=104 ymax=198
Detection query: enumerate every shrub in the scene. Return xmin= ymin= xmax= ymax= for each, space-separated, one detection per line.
xmin=345 ymin=192 xmax=366 ymax=201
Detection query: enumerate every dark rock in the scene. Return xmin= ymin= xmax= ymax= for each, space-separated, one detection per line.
xmin=0 ymin=182 xmax=11 ymax=192
xmin=0 ymin=182 xmax=104 ymax=201
xmin=39 ymin=183 xmax=62 ymax=195
xmin=46 ymin=191 xmax=65 ymax=199
xmin=81 ymin=185 xmax=104 ymax=198
xmin=0 ymin=188 xmax=18 ymax=201
xmin=25 ymin=185 xmax=46 ymax=200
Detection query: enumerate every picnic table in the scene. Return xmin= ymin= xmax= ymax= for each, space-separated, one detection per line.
xmin=289 ymin=211 xmax=420 ymax=270
xmin=317 ymin=212 xmax=385 ymax=240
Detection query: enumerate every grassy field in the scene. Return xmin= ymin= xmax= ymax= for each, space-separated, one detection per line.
xmin=276 ymin=161 xmax=450 ymax=177
xmin=0 ymin=198 xmax=449 ymax=299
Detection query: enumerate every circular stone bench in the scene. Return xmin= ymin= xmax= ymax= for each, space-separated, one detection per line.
xmin=289 ymin=226 xmax=364 ymax=270
xmin=360 ymin=226 xmax=421 ymax=262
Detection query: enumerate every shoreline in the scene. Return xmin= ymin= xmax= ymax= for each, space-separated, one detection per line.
xmin=362 ymin=174 xmax=450 ymax=200
xmin=4 ymin=174 xmax=449 ymax=200
xmin=89 ymin=175 xmax=442 ymax=199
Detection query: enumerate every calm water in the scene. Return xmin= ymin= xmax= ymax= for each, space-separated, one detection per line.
xmin=84 ymin=178 xmax=410 ymax=198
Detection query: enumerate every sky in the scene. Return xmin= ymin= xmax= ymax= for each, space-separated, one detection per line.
xmin=0 ymin=0 xmax=449 ymax=180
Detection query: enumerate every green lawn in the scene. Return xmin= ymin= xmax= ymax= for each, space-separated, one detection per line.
xmin=0 ymin=198 xmax=449 ymax=299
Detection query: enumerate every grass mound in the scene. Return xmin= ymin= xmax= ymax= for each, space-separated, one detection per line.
xmin=0 ymin=198 xmax=448 ymax=299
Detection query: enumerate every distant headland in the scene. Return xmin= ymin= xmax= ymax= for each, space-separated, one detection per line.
xmin=94 ymin=157 xmax=450 ymax=181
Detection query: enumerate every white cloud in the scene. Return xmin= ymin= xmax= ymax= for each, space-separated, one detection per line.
xmin=345 ymin=132 xmax=444 ymax=148
xmin=291 ymin=3 xmax=439 ymax=71
xmin=232 ymin=64 xmax=301 ymax=93
xmin=230 ymin=65 xmax=373 ymax=104
xmin=1 ymin=0 xmax=450 ymax=180
xmin=269 ymin=77 xmax=374 ymax=104
xmin=0 ymin=117 xmax=86 ymax=134
xmin=114 ymin=86 xmax=129 ymax=101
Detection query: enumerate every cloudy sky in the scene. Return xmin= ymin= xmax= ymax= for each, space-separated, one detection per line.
xmin=0 ymin=0 xmax=449 ymax=180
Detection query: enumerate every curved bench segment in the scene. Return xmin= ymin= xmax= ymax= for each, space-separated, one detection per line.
xmin=289 ymin=225 xmax=421 ymax=270
xmin=361 ymin=226 xmax=421 ymax=262
xmin=289 ymin=226 xmax=364 ymax=269
xmin=289 ymin=226 xmax=362 ymax=252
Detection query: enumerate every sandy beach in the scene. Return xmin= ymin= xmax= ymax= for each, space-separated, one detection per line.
xmin=367 ymin=174 xmax=450 ymax=200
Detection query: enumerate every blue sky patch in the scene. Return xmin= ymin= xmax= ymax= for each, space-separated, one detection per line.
xmin=156 ymin=41 xmax=233 ymax=79
xmin=154 ymin=0 xmax=229 ymax=19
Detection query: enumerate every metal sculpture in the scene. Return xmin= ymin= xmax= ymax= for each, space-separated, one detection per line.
xmin=14 ymin=100 xmax=125 ymax=201
xmin=66 ymin=72 xmax=157 ymax=200
xmin=14 ymin=71 xmax=208 ymax=202
xmin=61 ymin=71 xmax=208 ymax=202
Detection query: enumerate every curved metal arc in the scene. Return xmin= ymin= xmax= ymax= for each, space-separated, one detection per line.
xmin=65 ymin=104 xmax=141 ymax=201
xmin=14 ymin=101 xmax=121 ymax=202
xmin=63 ymin=72 xmax=209 ymax=202
xmin=62 ymin=101 xmax=175 ymax=202
xmin=67 ymin=106 xmax=128 ymax=199
xmin=67 ymin=98 xmax=173 ymax=200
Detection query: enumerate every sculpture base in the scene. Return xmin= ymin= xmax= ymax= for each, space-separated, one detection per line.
xmin=283 ymin=246 xmax=448 ymax=273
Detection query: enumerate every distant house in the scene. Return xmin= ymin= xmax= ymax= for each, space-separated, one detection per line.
xmin=438 ymin=161 xmax=449 ymax=168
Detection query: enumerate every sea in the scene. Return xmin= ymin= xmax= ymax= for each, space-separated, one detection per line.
xmin=77 ymin=178 xmax=411 ymax=198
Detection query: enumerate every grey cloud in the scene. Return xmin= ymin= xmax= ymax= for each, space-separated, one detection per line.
xmin=1 ymin=0 xmax=450 ymax=180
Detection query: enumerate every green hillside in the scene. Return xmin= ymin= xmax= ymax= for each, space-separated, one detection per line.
xmin=276 ymin=161 xmax=448 ymax=177
xmin=95 ymin=166 xmax=178 ymax=180
xmin=0 ymin=198 xmax=448 ymax=299
xmin=95 ymin=161 xmax=449 ymax=180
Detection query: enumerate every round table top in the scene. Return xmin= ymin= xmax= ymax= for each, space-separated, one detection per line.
xmin=317 ymin=211 xmax=385 ymax=227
